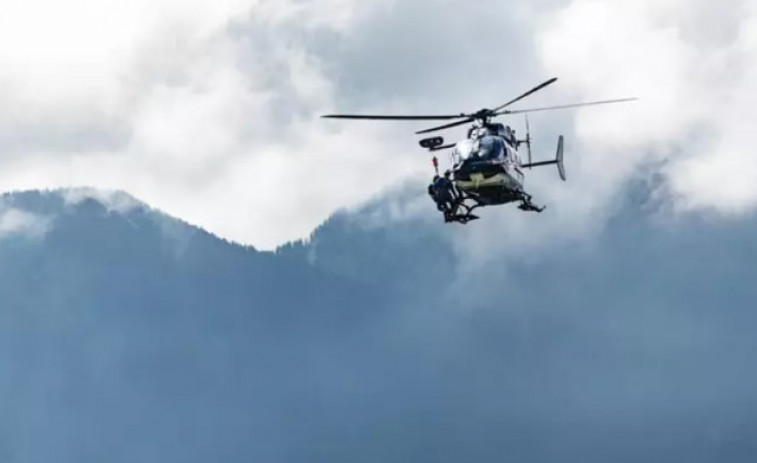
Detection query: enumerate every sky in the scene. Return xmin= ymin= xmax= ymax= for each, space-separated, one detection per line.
xmin=0 ymin=0 xmax=755 ymax=250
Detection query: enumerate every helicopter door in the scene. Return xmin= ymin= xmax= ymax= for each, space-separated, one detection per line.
xmin=505 ymin=144 xmax=524 ymax=184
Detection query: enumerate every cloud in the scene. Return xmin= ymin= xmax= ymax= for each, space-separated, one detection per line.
xmin=0 ymin=0 xmax=436 ymax=249
xmin=536 ymin=0 xmax=757 ymax=215
xmin=0 ymin=0 xmax=753 ymax=250
xmin=0 ymin=205 xmax=50 ymax=239
xmin=61 ymin=188 xmax=144 ymax=215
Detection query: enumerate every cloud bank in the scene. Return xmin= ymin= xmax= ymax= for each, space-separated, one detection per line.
xmin=0 ymin=0 xmax=754 ymax=250
xmin=538 ymin=0 xmax=757 ymax=214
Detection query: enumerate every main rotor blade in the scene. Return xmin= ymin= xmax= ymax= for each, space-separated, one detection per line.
xmin=415 ymin=117 xmax=476 ymax=135
xmin=491 ymin=77 xmax=558 ymax=113
xmin=321 ymin=114 xmax=468 ymax=121
xmin=497 ymin=97 xmax=638 ymax=116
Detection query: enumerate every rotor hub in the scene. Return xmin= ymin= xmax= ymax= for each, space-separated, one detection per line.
xmin=474 ymin=109 xmax=493 ymax=120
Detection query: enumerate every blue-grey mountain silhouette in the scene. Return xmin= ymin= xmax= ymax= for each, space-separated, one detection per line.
xmin=1 ymin=189 xmax=756 ymax=463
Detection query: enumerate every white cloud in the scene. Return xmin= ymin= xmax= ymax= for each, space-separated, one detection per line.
xmin=0 ymin=206 xmax=50 ymax=240
xmin=536 ymin=0 xmax=757 ymax=217
xmin=61 ymin=188 xmax=143 ymax=215
xmin=0 ymin=0 xmax=753 ymax=251
xmin=0 ymin=0 xmax=430 ymax=249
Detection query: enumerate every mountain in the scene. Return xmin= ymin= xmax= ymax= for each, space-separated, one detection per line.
xmin=1 ymin=188 xmax=756 ymax=463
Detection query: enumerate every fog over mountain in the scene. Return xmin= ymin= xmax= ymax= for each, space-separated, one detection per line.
xmin=1 ymin=188 xmax=756 ymax=462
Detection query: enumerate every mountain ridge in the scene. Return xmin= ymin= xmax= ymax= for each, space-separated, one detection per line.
xmin=1 ymin=187 xmax=757 ymax=462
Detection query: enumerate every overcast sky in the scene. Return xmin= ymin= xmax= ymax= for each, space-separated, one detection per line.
xmin=0 ymin=0 xmax=754 ymax=249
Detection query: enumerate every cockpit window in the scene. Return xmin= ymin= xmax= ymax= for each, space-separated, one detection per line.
xmin=476 ymin=135 xmax=505 ymax=160
xmin=452 ymin=139 xmax=475 ymax=161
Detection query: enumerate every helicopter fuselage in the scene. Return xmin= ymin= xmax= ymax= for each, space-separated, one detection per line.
xmin=447 ymin=123 xmax=527 ymax=205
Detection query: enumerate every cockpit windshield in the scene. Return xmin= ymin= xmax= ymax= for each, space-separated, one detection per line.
xmin=476 ymin=135 xmax=505 ymax=160
xmin=452 ymin=139 xmax=475 ymax=162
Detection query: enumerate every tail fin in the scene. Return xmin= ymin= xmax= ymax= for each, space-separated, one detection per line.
xmin=556 ymin=135 xmax=565 ymax=181
xmin=520 ymin=135 xmax=566 ymax=181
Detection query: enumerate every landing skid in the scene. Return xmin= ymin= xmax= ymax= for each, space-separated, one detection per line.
xmin=442 ymin=189 xmax=545 ymax=223
xmin=445 ymin=211 xmax=479 ymax=224
xmin=517 ymin=192 xmax=545 ymax=213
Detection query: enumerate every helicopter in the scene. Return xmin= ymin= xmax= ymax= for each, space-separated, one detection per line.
xmin=322 ymin=77 xmax=637 ymax=223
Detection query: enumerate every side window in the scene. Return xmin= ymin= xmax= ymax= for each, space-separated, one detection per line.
xmin=504 ymin=143 xmax=514 ymax=160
